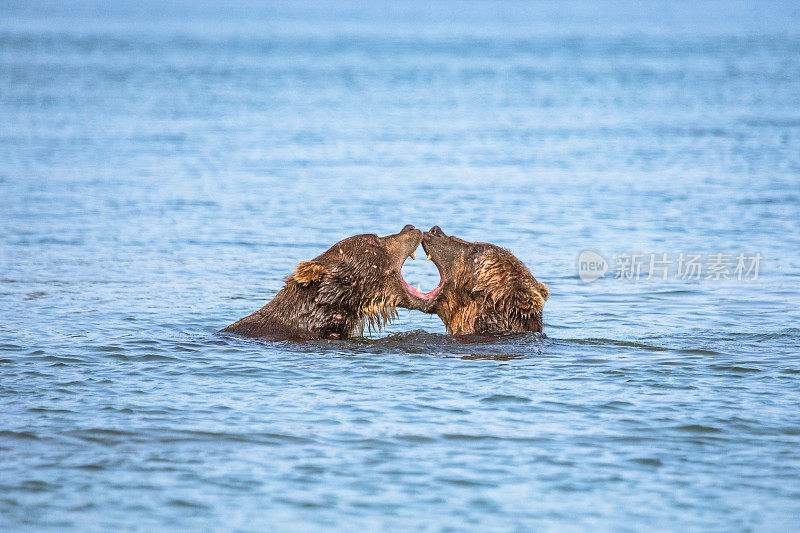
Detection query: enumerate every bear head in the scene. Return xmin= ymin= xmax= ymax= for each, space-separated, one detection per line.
xmin=418 ymin=226 xmax=549 ymax=335
xmin=279 ymin=224 xmax=429 ymax=337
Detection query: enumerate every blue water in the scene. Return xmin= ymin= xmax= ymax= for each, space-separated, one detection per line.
xmin=2 ymin=1 xmax=800 ymax=530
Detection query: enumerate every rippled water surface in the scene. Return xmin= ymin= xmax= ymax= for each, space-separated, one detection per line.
xmin=2 ymin=1 xmax=800 ymax=530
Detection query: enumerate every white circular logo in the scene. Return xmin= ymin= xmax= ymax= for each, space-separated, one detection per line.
xmin=578 ymin=250 xmax=608 ymax=283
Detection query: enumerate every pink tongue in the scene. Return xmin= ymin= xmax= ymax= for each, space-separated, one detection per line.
xmin=404 ymin=280 xmax=430 ymax=299
xmin=403 ymin=279 xmax=442 ymax=300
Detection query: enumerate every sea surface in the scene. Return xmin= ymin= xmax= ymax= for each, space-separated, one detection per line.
xmin=2 ymin=1 xmax=800 ymax=530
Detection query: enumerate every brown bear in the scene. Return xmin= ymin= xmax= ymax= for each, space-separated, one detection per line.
xmin=416 ymin=226 xmax=549 ymax=335
xmin=221 ymin=225 xmax=429 ymax=340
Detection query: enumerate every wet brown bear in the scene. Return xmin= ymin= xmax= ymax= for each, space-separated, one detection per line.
xmin=415 ymin=226 xmax=549 ymax=335
xmin=221 ymin=225 xmax=428 ymax=340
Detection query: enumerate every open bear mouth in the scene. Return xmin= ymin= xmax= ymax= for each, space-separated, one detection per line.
xmin=400 ymin=245 xmax=443 ymax=301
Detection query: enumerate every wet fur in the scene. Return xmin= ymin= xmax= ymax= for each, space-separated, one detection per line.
xmin=222 ymin=233 xmax=416 ymax=340
xmin=431 ymin=246 xmax=549 ymax=335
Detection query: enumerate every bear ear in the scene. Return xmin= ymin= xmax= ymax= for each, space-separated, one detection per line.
xmin=536 ymin=280 xmax=550 ymax=301
xmin=510 ymin=284 xmax=546 ymax=312
xmin=477 ymin=251 xmax=547 ymax=309
xmin=289 ymin=261 xmax=327 ymax=285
